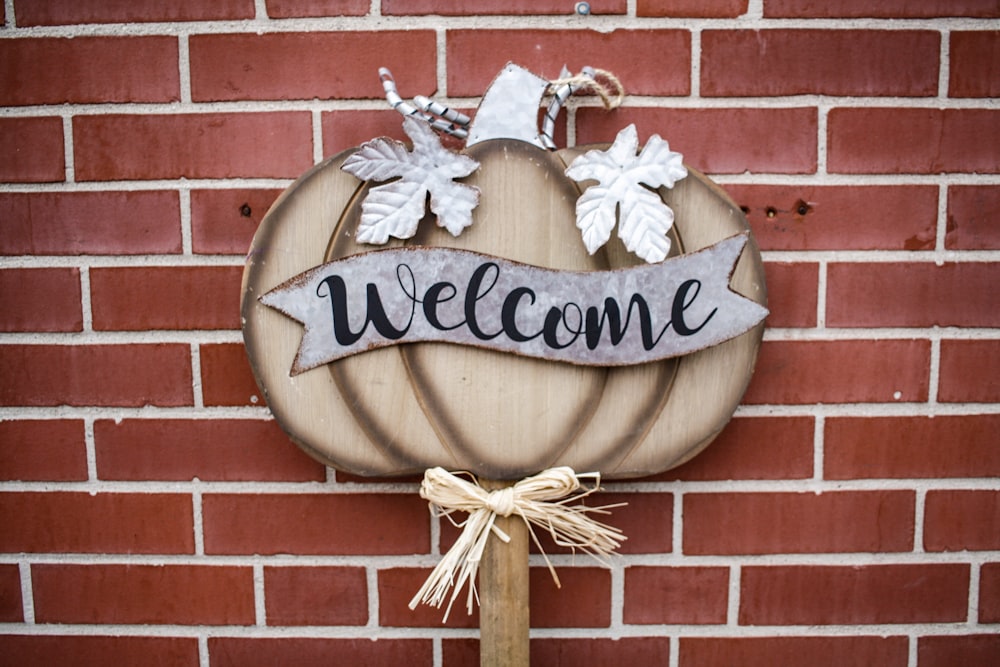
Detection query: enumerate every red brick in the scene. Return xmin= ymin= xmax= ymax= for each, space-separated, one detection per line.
xmin=16 ymin=0 xmax=255 ymax=25
xmin=90 ymin=265 xmax=243 ymax=331
xmin=94 ymin=419 xmax=323 ymax=482
xmin=0 ymin=636 xmax=199 ymax=667
xmin=0 ymin=117 xmax=64 ymax=183
xmin=684 ymin=491 xmax=914 ymax=555
xmin=533 ymin=638 xmax=672 ymax=665
xmin=595 ymin=492 xmax=670 ymax=554
xmin=918 ymin=635 xmax=1000 ymax=667
xmin=0 ymin=492 xmax=193 ymax=554
xmin=0 ymin=344 xmax=193 ymax=407
xmin=825 ymin=415 xmax=1000 ymax=479
xmin=0 ymin=565 xmax=22 ymax=622
xmin=264 ymin=566 xmax=366 ymax=626
xmin=190 ymin=32 xmax=436 ymax=102
xmin=680 ymin=636 xmax=909 ymax=667
xmin=203 ymin=493 xmax=429 ymax=555
xmin=650 ymin=416 xmax=814 ymax=481
xmin=444 ymin=637 xmax=673 ymax=667
xmin=531 ymin=567 xmax=611 ymax=627
xmin=526 ymin=492 xmax=670 ymax=555
xmin=624 ymin=566 xmax=729 ymax=624
xmin=828 ymin=108 xmax=1000 ymax=174
xmin=947 ymin=185 xmax=1000 ymax=250
xmin=925 ymin=490 xmax=1000 ymax=552
xmin=73 ymin=113 xmax=313 ymax=181
xmin=379 ymin=567 xmax=479 ymax=628
xmin=741 ymin=340 xmax=930 ymax=405
xmin=0 ymin=191 xmax=182 ymax=256
xmin=200 ymin=342 xmax=262 ymax=406
xmin=386 ymin=0 xmax=624 ymax=13
xmin=0 ymin=419 xmax=87 ymax=482
xmin=0 ymin=268 xmax=81 ymax=332
xmin=951 ymin=31 xmax=1000 ymax=97
xmin=323 ymin=109 xmax=413 ymax=156
xmin=731 ymin=184 xmax=938 ymax=251
xmin=447 ymin=30 xmax=691 ymax=97
xmin=740 ymin=564 xmax=969 ymax=625
xmin=703 ymin=30 xmax=938 ymax=97
xmin=764 ymin=0 xmax=1000 ymax=17
xmin=762 ymin=262 xmax=817 ymax=327
xmin=0 ymin=37 xmax=178 ymax=106
xmin=980 ymin=563 xmax=1000 ymax=623
xmin=939 ymin=340 xmax=1000 ymax=403
xmin=827 ymin=262 xmax=1000 ymax=328
xmin=33 ymin=564 xmax=253 ymax=625
xmin=211 ymin=638 xmax=432 ymax=667
xmin=638 ymin=0 xmax=747 ymax=17
xmin=381 ymin=566 xmax=610 ymax=628
xmin=265 ymin=0 xmax=369 ymax=17
xmin=191 ymin=188 xmax=281 ymax=254
xmin=577 ymin=107 xmax=817 ymax=174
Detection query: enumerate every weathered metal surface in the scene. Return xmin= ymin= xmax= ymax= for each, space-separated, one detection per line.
xmin=260 ymin=235 xmax=767 ymax=374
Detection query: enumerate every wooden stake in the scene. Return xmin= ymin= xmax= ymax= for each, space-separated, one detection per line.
xmin=479 ymin=479 xmax=530 ymax=667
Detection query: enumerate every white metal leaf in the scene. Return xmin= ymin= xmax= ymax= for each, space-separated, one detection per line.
xmin=565 ymin=124 xmax=687 ymax=263
xmin=341 ymin=137 xmax=412 ymax=182
xmin=356 ymin=180 xmax=426 ymax=244
xmin=618 ymin=187 xmax=674 ymax=263
xmin=574 ymin=184 xmax=619 ymax=255
xmin=341 ymin=117 xmax=480 ymax=245
xmin=430 ymin=180 xmax=480 ymax=237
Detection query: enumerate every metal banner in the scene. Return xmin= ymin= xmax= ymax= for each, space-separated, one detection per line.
xmin=260 ymin=233 xmax=768 ymax=375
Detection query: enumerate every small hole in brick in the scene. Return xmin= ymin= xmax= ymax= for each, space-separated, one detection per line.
xmin=795 ymin=199 xmax=812 ymax=216
xmin=240 ymin=203 xmax=253 ymax=217
xmin=739 ymin=206 xmax=750 ymax=215
xmin=765 ymin=206 xmax=778 ymax=218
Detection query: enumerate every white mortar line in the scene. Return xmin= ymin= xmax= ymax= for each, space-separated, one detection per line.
xmin=813 ymin=415 xmax=825 ymax=481
xmin=938 ymin=28 xmax=951 ymax=99
xmin=689 ymin=29 xmax=701 ymax=99
xmin=179 ymin=187 xmax=193 ymax=255
xmin=84 ymin=417 xmax=98 ymax=482
xmin=968 ymin=561 xmax=981 ymax=625
xmin=311 ymin=109 xmax=324 ymax=164
xmin=192 ymin=484 xmax=205 ymax=555
xmin=727 ymin=564 xmax=741 ymax=626
xmin=178 ymin=33 xmax=192 ymax=104
xmin=18 ymin=561 xmax=34 ymax=624
xmin=61 ymin=115 xmax=74 ymax=183
xmin=936 ymin=183 xmax=950 ymax=252
xmin=78 ymin=265 xmax=93 ymax=332
xmin=253 ymin=562 xmax=267 ymax=626
xmin=198 ymin=635 xmax=209 ymax=667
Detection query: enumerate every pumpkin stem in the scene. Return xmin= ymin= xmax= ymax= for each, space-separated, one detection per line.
xmin=466 ymin=63 xmax=553 ymax=149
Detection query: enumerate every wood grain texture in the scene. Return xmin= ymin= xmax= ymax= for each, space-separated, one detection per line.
xmin=479 ymin=479 xmax=530 ymax=667
xmin=242 ymin=139 xmax=766 ymax=479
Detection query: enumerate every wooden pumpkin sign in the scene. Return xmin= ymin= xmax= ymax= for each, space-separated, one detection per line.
xmin=243 ymin=63 xmax=767 ymax=664
xmin=242 ymin=64 xmax=768 ymax=483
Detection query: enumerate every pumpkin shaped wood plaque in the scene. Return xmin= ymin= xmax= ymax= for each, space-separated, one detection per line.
xmin=242 ymin=64 xmax=767 ymax=481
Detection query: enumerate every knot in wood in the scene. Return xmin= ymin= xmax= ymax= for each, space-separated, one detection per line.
xmin=485 ymin=487 xmax=517 ymax=517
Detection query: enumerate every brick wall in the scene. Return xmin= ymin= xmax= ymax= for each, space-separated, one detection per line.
xmin=2 ymin=0 xmax=998 ymax=665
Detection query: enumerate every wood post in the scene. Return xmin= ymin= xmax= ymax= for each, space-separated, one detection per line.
xmin=479 ymin=479 xmax=530 ymax=667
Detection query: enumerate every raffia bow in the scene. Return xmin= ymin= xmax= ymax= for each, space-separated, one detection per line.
xmin=409 ymin=466 xmax=626 ymax=621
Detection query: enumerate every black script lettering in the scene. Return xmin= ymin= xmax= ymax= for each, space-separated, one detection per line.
xmin=585 ymin=298 xmax=625 ymax=350
xmin=672 ymin=279 xmax=716 ymax=336
xmin=464 ymin=263 xmax=503 ymax=341
xmin=317 ymin=275 xmax=412 ymax=346
xmin=501 ymin=287 xmax=542 ymax=342
xmin=422 ymin=281 xmax=464 ymax=331
xmin=542 ymin=303 xmax=583 ymax=350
